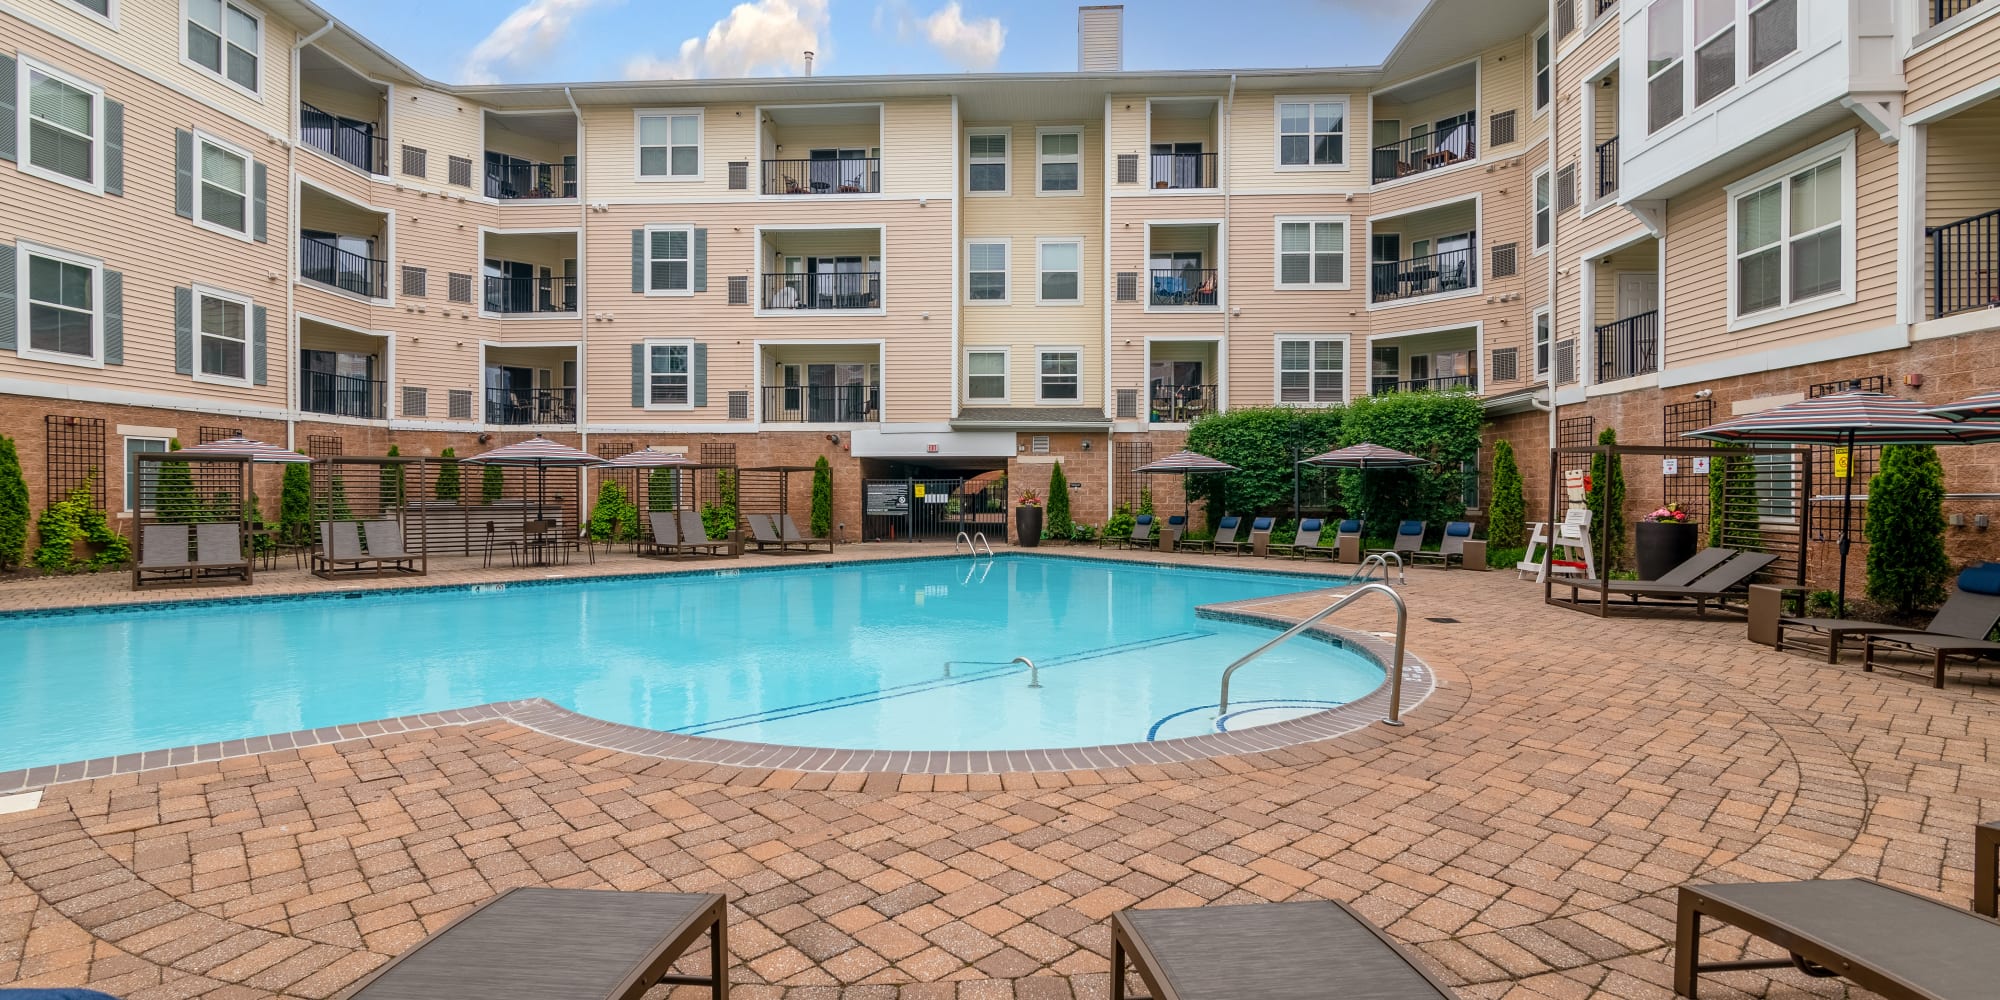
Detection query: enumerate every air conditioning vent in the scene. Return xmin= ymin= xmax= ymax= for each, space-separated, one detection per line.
xmin=1556 ymin=164 xmax=1578 ymax=214
xmin=401 ymin=266 xmax=427 ymax=298
xmin=448 ymin=273 xmax=474 ymax=303
xmin=727 ymin=161 xmax=748 ymax=190
xmin=448 ymin=155 xmax=473 ymax=187
xmin=1116 ymin=154 xmax=1139 ymax=184
xmin=448 ymin=389 xmax=473 ymax=419
xmin=727 ymin=391 xmax=750 ymax=420
xmin=1116 ymin=389 xmax=1139 ymax=419
xmin=1491 ymin=243 xmax=1519 ymax=279
xmin=727 ymin=275 xmax=749 ymax=305
xmin=1490 ymin=348 xmax=1518 ymax=384
xmin=1031 ymin=435 xmax=1050 ymax=454
xmin=1115 ymin=272 xmax=1138 ymax=302
xmin=1490 ymin=110 xmax=1517 ymax=147
xmin=400 ymin=145 xmax=426 ymax=178
xmin=402 ymin=386 xmax=427 ymax=416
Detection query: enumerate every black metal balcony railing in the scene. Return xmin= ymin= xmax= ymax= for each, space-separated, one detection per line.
xmin=299 ymin=102 xmax=386 ymax=174
xmin=485 ymin=387 xmax=576 ymax=425
xmin=485 ymin=159 xmax=575 ymax=200
xmin=483 ymin=274 xmax=577 ymax=314
xmin=761 ymin=385 xmax=880 ymax=423
xmin=1371 ymin=373 xmax=1478 ymax=396
xmin=1597 ymin=0 xmax=1617 ymax=14
xmin=759 ymin=271 xmax=882 ymax=311
xmin=762 ymin=158 xmax=881 ymax=195
xmin=1149 ymin=268 xmax=1220 ymax=307
xmin=1933 ymin=0 xmax=1978 ymax=26
xmin=1596 ymin=135 xmax=1620 ymax=198
xmin=1594 ymin=309 xmax=1660 ymax=383
xmin=1926 ymin=208 xmax=2000 ymax=319
xmin=1370 ymin=118 xmax=1477 ymax=184
xmin=1370 ymin=243 xmax=1477 ymax=303
xmin=1149 ymin=152 xmax=1218 ymax=190
xmin=300 ymin=237 xmax=388 ymax=299
xmin=298 ymin=370 xmax=384 ymax=419
xmin=1141 ymin=383 xmax=1218 ymax=423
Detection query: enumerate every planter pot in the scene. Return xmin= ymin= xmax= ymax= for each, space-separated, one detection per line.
xmin=1015 ymin=507 xmax=1044 ymax=547
xmin=1636 ymin=520 xmax=1698 ymax=581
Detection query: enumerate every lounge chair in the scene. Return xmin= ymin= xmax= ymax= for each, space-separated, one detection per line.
xmin=678 ymin=510 xmax=731 ymax=557
xmin=744 ymin=513 xmax=793 ymax=553
xmin=1673 ymin=878 xmax=2000 ymax=999
xmin=1113 ymin=901 xmax=1461 ymax=1000
xmin=343 ymin=888 xmax=729 ymax=1000
xmin=192 ymin=521 xmax=252 ymax=584
xmin=315 ymin=520 xmax=420 ymax=578
xmin=1275 ymin=518 xmax=1334 ymax=560
xmin=361 ymin=520 xmax=423 ymax=575
xmin=1369 ymin=521 xmax=1426 ymax=561
xmin=1156 ymin=514 xmax=1186 ymax=551
xmin=641 ymin=511 xmax=680 ymax=558
xmin=1978 ymin=819 xmax=2000 ymax=918
xmin=1411 ymin=521 xmax=1474 ymax=569
xmin=1217 ymin=516 xmax=1273 ymax=555
xmin=1114 ymin=514 xmax=1156 ymax=549
xmin=133 ymin=523 xmax=194 ymax=588
xmin=1863 ymin=619 xmax=2000 ymax=690
xmin=1559 ymin=550 xmax=1777 ymax=617
xmin=1781 ymin=565 xmax=2000 ymax=664
xmin=1181 ymin=515 xmax=1239 ymax=553
xmin=779 ymin=514 xmax=833 ymax=552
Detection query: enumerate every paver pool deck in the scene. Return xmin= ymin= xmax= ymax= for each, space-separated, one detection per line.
xmin=0 ymin=546 xmax=1994 ymax=1000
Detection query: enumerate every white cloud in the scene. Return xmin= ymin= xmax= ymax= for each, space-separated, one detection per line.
xmin=622 ymin=0 xmax=828 ymax=80
xmin=461 ymin=0 xmax=610 ymax=84
xmin=915 ymin=2 xmax=1004 ymax=71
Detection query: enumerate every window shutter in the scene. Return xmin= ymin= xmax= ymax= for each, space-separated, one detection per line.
xmin=252 ymin=161 xmax=269 ymax=242
xmin=447 ymin=155 xmax=472 ymax=187
xmin=1491 ymin=243 xmax=1518 ymax=278
xmin=103 ymin=100 xmax=124 ymax=195
xmin=1116 ymin=389 xmax=1139 ymax=419
xmin=726 ymin=391 xmax=749 ymax=420
xmin=1116 ymin=154 xmax=1138 ymax=184
xmin=727 ymin=161 xmax=748 ymax=190
xmin=1556 ymin=164 xmax=1577 ymax=214
xmin=1115 ymin=272 xmax=1138 ymax=302
xmin=251 ymin=305 xmax=267 ymax=384
xmin=0 ymin=242 xmax=13 ymax=350
xmin=727 ymin=275 xmax=748 ymax=305
xmin=448 ymin=390 xmax=472 ymax=419
xmin=102 ymin=270 xmax=122 ymax=365
xmin=0 ymin=54 xmax=15 ymax=162
xmin=173 ymin=286 xmax=194 ymax=375
xmin=692 ymin=343 xmax=707 ymax=407
xmin=401 ymin=145 xmax=426 ymax=178
xmin=1489 ymin=110 xmax=1516 ymax=148
xmin=631 ymin=230 xmax=644 ymax=293
xmin=693 ymin=228 xmax=708 ymax=292
xmin=630 ymin=343 xmax=645 ymax=407
xmin=174 ymin=130 xmax=194 ymax=219
xmin=402 ymin=386 xmax=427 ymax=416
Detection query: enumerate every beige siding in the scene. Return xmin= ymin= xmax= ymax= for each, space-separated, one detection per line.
xmin=1922 ymin=101 xmax=2000 ymax=316
xmin=1907 ymin=13 xmax=2000 ymax=116
xmin=392 ymin=84 xmax=487 ymax=186
xmin=1226 ymin=91 xmax=1368 ymax=194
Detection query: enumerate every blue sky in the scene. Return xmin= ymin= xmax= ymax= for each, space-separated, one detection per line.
xmin=318 ymin=0 xmax=1420 ymax=85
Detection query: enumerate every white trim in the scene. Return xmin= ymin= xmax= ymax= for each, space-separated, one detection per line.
xmin=1657 ymin=322 xmax=1909 ymax=387
xmin=190 ymin=127 xmax=256 ymax=243
xmin=1034 ymin=126 xmax=1083 ymax=197
xmin=1272 ymin=215 xmax=1351 ymax=290
xmin=641 ymin=223 xmax=696 ymax=297
xmin=188 ymin=282 xmax=254 ymax=387
xmin=1271 ymin=333 xmax=1351 ymax=407
xmin=1141 ymin=218 xmax=1225 ymax=313
xmin=15 ymin=54 xmax=106 ymax=197
xmin=120 ymin=435 xmax=170 ymax=513
xmin=1533 ymin=25 xmax=1552 ymax=117
xmin=295 ymin=174 xmax=394 ymax=307
xmin=1143 ymin=96 xmax=1222 ymax=191
xmin=964 ymin=345 xmax=1010 ymax=404
xmin=15 ymin=239 xmax=105 ymax=369
xmin=750 ymin=101 xmax=887 ymax=201
xmin=752 ymin=223 xmax=888 ymax=317
xmin=1898 ymin=120 xmax=1925 ymax=326
xmin=59 ymin=0 xmax=117 ymax=28
xmin=1137 ymin=335 xmax=1224 ymax=428
xmin=178 ymin=0 xmax=264 ymax=100
xmin=0 ymin=375 xmax=290 ymax=419
xmin=1035 ymin=345 xmax=1084 ymax=404
xmin=1272 ymin=94 xmax=1351 ymax=172
xmin=751 ymin=337 xmax=887 ymax=426
xmin=1532 ymin=305 xmax=1552 ymax=376
xmin=1035 ymin=236 xmax=1084 ymax=305
xmin=1363 ymin=322 xmax=1482 ymax=395
xmin=640 ymin=337 xmax=695 ymax=411
xmin=1724 ymin=130 xmax=1857 ymax=332
xmin=1577 ymin=51 xmax=1620 ymax=210
xmin=633 ymin=107 xmax=703 ymax=183
xmin=965 ymin=236 xmax=1011 ymax=305
xmin=1531 ymin=165 xmax=1553 ymax=252
xmin=965 ymin=125 xmax=1011 ymax=197
xmin=1910 ymin=0 xmax=2000 ymax=53
xmin=476 ymin=225 xmax=583 ymax=318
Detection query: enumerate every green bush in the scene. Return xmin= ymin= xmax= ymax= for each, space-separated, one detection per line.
xmin=1067 ymin=522 xmax=1097 ymax=543
xmin=1046 ymin=462 xmax=1073 ymax=538
xmin=0 ymin=435 xmax=29 ymax=571
xmin=380 ymin=444 xmax=407 ymax=509
xmin=1866 ymin=444 xmax=1951 ymax=615
xmin=434 ymin=447 xmax=461 ymax=502
xmin=34 ymin=477 xmax=129 ymax=573
xmin=1335 ymin=391 xmax=1485 ymax=531
xmin=1586 ymin=428 xmax=1628 ymax=571
xmin=156 ymin=438 xmax=196 ymax=522
xmin=482 ymin=462 xmax=505 ymax=504
xmin=1137 ymin=489 xmax=1154 ymax=518
xmin=810 ymin=456 xmax=834 ymax=539
xmin=1105 ymin=503 xmax=1136 ymax=542
xmin=589 ymin=478 xmax=638 ymax=541
xmin=1184 ymin=406 xmax=1344 ymax=522
xmin=279 ymin=459 xmax=312 ymax=541
xmin=1488 ymin=439 xmax=1525 ymax=550
xmin=701 ymin=468 xmax=738 ymax=540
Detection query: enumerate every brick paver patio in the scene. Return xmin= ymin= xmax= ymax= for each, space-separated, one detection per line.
xmin=2 ymin=548 xmax=1994 ymax=1000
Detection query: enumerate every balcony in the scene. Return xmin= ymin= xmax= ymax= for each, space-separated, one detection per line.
xmin=485 ymin=387 xmax=576 ymax=425
xmin=1146 ymin=224 xmax=1221 ymax=310
xmin=1141 ymin=342 xmax=1219 ymax=423
xmin=299 ymin=370 xmax=385 ymax=419
xmin=1594 ymin=310 xmax=1659 ymax=383
xmin=298 ymin=46 xmax=386 ymax=175
xmin=300 ymin=101 xmax=385 ymax=174
xmin=484 ymin=110 xmax=577 ymax=201
xmin=484 ymin=274 xmax=577 ymax=314
xmin=298 ymin=321 xmax=386 ymax=419
xmin=1370 ymin=244 xmax=1476 ymax=303
xmin=1595 ymin=136 xmax=1619 ymax=198
xmin=299 ymin=185 xmax=389 ymax=300
xmin=1149 ymin=152 xmax=1217 ymax=191
xmin=1369 ymin=200 xmax=1478 ymax=305
xmin=762 ymin=157 xmax=880 ymax=196
xmin=1148 ymin=268 xmax=1219 ymax=307
xmin=1371 ymin=62 xmax=1478 ymax=185
xmin=482 ymin=231 xmax=579 ymax=317
xmin=1369 ymin=327 xmax=1477 ymax=397
xmin=760 ymin=347 xmax=880 ymax=423
xmin=1926 ymin=209 xmax=1999 ymax=319
xmin=485 ymin=159 xmax=574 ymax=200
xmin=760 ymin=271 xmax=881 ymax=311
xmin=1933 ymin=0 xmax=1979 ymax=27
xmin=1370 ymin=115 xmax=1475 ymax=184
xmin=1147 ymin=98 xmax=1219 ymax=190
xmin=1372 ymin=374 xmax=1478 ymax=395
xmin=484 ymin=346 xmax=578 ymax=426
xmin=760 ymin=385 xmax=880 ymax=423
xmin=760 ymin=104 xmax=881 ymax=197
xmin=300 ymin=236 xmax=387 ymax=299
xmin=758 ymin=228 xmax=883 ymax=314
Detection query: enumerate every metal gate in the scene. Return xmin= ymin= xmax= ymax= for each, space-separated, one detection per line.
xmin=862 ymin=478 xmax=1008 ymax=542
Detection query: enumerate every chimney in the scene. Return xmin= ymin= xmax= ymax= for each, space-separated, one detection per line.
xmin=803 ymin=50 xmax=815 ymax=76
xmin=1077 ymin=5 xmax=1122 ymax=72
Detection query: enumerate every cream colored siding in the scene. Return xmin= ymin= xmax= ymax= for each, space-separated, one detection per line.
xmin=1227 ymin=92 xmax=1367 ymax=193
xmin=393 ymin=85 xmax=488 ymax=186
xmin=1907 ymin=13 xmax=2000 ymax=116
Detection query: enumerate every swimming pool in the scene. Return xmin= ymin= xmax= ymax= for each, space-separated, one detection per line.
xmin=0 ymin=556 xmax=1383 ymax=771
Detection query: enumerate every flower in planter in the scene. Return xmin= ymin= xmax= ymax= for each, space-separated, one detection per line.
xmin=1017 ymin=489 xmax=1042 ymax=507
xmin=1648 ymin=503 xmax=1690 ymax=523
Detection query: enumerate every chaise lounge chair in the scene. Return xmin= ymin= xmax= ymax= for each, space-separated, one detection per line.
xmin=1863 ymin=620 xmax=2000 ymax=690
xmin=1274 ymin=518 xmax=1334 ymax=560
xmin=641 ymin=511 xmax=680 ymax=558
xmin=1112 ymin=901 xmax=1462 ymax=1000
xmin=1369 ymin=521 xmax=1426 ymax=561
xmin=1559 ymin=550 xmax=1777 ymax=617
xmin=1411 ymin=521 xmax=1475 ymax=569
xmin=677 ymin=510 xmax=731 ymax=557
xmin=1114 ymin=514 xmax=1156 ymax=549
xmin=1215 ymin=516 xmax=1273 ymax=555
xmin=361 ymin=520 xmax=423 ymax=575
xmin=1180 ymin=515 xmax=1239 ymax=553
xmin=1781 ymin=565 xmax=2000 ymax=664
xmin=133 ymin=523 xmax=195 ymax=588
xmin=193 ymin=521 xmax=253 ymax=584
xmin=315 ymin=521 xmax=420 ymax=578
xmin=1156 ymin=514 xmax=1187 ymax=551
xmin=343 ymin=888 xmax=730 ymax=1000
xmin=779 ymin=513 xmax=834 ymax=552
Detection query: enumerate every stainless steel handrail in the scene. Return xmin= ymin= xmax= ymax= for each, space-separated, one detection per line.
xmin=955 ymin=531 xmax=996 ymax=557
xmin=1014 ymin=656 xmax=1041 ymax=688
xmin=1355 ymin=551 xmax=1406 ymax=585
xmin=1216 ymin=582 xmax=1409 ymax=726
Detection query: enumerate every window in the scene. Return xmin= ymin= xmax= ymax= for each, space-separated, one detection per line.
xmin=1729 ymin=135 xmax=1851 ymax=325
xmin=1748 ymin=0 xmax=1797 ymax=75
xmin=645 ymin=341 xmax=692 ymax=407
xmin=123 ymin=437 xmax=167 ymax=512
xmin=65 ymin=0 xmax=114 ymax=21
xmin=193 ymin=287 xmax=248 ymax=383
xmin=1752 ymin=450 xmax=1799 ymax=523
xmin=20 ymin=59 xmax=102 ymax=193
xmin=645 ymin=225 xmax=692 ymax=295
xmin=1534 ymin=309 xmax=1551 ymax=375
xmin=1276 ymin=218 xmax=1346 ymax=288
xmin=1533 ymin=170 xmax=1553 ymax=249
xmin=1038 ymin=240 xmax=1080 ymax=303
xmin=1037 ymin=348 xmax=1080 ymax=402
xmin=1693 ymin=0 xmax=1735 ymax=107
xmin=20 ymin=244 xmax=100 ymax=365
xmin=968 ymin=129 xmax=1008 ymax=194
xmin=967 ymin=240 xmax=1008 ymax=303
xmin=1534 ymin=30 xmax=1552 ymax=112
xmin=184 ymin=0 xmax=260 ymax=94
xmin=966 ymin=349 xmax=1008 ymax=401
xmin=1277 ymin=98 xmax=1345 ymax=167
xmin=1037 ymin=129 xmax=1080 ymax=194
xmin=1277 ymin=338 xmax=1346 ymax=405
xmin=1648 ymin=0 xmax=1685 ymax=134
xmin=637 ymin=111 xmax=700 ymax=179
xmin=193 ymin=133 xmax=251 ymax=238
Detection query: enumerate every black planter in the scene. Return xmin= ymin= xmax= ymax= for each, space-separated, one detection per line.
xmin=1015 ymin=506 xmax=1043 ymax=547
xmin=1635 ymin=520 xmax=1698 ymax=580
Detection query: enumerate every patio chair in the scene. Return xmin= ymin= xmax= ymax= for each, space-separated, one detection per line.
xmin=1217 ymin=516 xmax=1274 ymax=555
xmin=133 ymin=523 xmax=194 ymax=588
xmin=361 ymin=520 xmax=423 ymax=575
xmin=192 ymin=521 xmax=252 ymax=584
xmin=1672 ymin=878 xmax=2000 ymax=999
xmin=1112 ymin=901 xmax=1461 ymax=1000
xmin=1180 ymin=515 xmax=1239 ymax=553
xmin=1780 ymin=565 xmax=2000 ymax=664
xmin=1517 ymin=520 xmax=1550 ymax=579
xmin=1369 ymin=521 xmax=1427 ymax=560
xmin=678 ymin=510 xmax=731 ymax=557
xmin=1559 ymin=550 xmax=1777 ymax=617
xmin=1861 ymin=566 xmax=2000 ymax=687
xmin=343 ymin=888 xmax=729 ymax=1000
xmin=1331 ymin=519 xmax=1364 ymax=563
xmin=640 ymin=511 xmax=680 ymax=558
xmin=1113 ymin=514 xmax=1156 ymax=549
xmin=744 ymin=513 xmax=793 ymax=553
xmin=1411 ymin=521 xmax=1474 ymax=569
xmin=1551 ymin=507 xmax=1596 ymax=580
xmin=1275 ymin=518 xmax=1334 ymax=560
xmin=779 ymin=513 xmax=834 ymax=552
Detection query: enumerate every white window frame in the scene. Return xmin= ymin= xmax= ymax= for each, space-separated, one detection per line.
xmin=1532 ymin=168 xmax=1553 ymax=251
xmin=17 ymin=240 xmax=104 ymax=369
xmin=123 ymin=436 xmax=169 ymax=513
xmin=190 ymin=283 xmax=252 ymax=387
xmin=16 ymin=55 xmax=105 ymax=196
xmin=1647 ymin=0 xmax=1686 ymax=134
xmin=1274 ymin=96 xmax=1348 ymax=171
xmin=1724 ymin=131 xmax=1856 ymax=332
xmin=1533 ymin=306 xmax=1551 ymax=375
xmin=1273 ymin=335 xmax=1349 ymax=406
xmin=965 ymin=347 xmax=1010 ymax=403
xmin=1035 ymin=237 xmax=1083 ymax=305
xmin=1692 ymin=0 xmax=1737 ymax=108
xmin=1273 ymin=216 xmax=1349 ymax=290
xmin=642 ymin=223 xmax=695 ymax=297
xmin=190 ymin=129 xmax=255 ymax=242
xmin=634 ymin=108 xmax=702 ymax=182
xmin=1534 ymin=28 xmax=1552 ymax=115
xmin=62 ymin=0 xmax=118 ymax=28
xmin=642 ymin=338 xmax=694 ymax=411
xmin=179 ymin=0 xmax=263 ymax=99
xmin=1035 ymin=347 xmax=1083 ymax=403
xmin=1035 ymin=127 xmax=1082 ymax=196
xmin=966 ymin=237 xmax=1010 ymax=305
xmin=967 ymin=127 xmax=1011 ymax=196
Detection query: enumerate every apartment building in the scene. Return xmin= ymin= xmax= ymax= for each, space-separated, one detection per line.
xmin=1 ymin=0 xmax=1996 ymax=563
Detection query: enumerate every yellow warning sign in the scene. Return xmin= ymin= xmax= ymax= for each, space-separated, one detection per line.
xmin=914 ymin=484 xmax=926 ymax=498
xmin=1833 ymin=448 xmax=1850 ymax=480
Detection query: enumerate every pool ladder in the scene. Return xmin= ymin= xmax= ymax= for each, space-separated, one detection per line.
xmin=1354 ymin=551 xmax=1406 ymax=586
xmin=955 ymin=531 xmax=995 ymax=558
xmin=1215 ymin=583 xmax=1410 ymax=727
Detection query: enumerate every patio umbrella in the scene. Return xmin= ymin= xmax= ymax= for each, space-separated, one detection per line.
xmin=604 ymin=448 xmax=689 ymax=467
xmin=463 ymin=435 xmax=607 ymax=520
xmin=1299 ymin=443 xmax=1432 ymax=527
xmin=1924 ymin=390 xmax=2000 ymax=423
xmin=172 ymin=436 xmax=313 ymax=463
xmin=1132 ymin=450 xmax=1238 ymax=520
xmin=1685 ymin=389 xmax=2000 ymax=615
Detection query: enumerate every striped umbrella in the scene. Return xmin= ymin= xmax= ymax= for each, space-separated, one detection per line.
xmin=1133 ymin=450 xmax=1238 ymax=519
xmin=1684 ymin=390 xmax=2000 ymax=613
xmin=604 ymin=448 xmax=690 ymax=467
xmin=172 ymin=437 xmax=312 ymax=463
xmin=1299 ymin=443 xmax=1432 ymax=469
xmin=1924 ymin=390 xmax=2000 ymax=424
xmin=464 ymin=435 xmax=607 ymax=519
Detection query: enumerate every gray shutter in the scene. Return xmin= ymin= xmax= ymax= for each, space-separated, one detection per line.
xmin=693 ymin=228 xmax=707 ymax=292
xmin=174 ymin=130 xmax=194 ymax=218
xmin=173 ymin=286 xmax=193 ymax=374
xmin=692 ymin=343 xmax=707 ymax=408
xmin=0 ymin=54 xmax=14 ymax=162
xmin=252 ymin=161 xmax=269 ymax=242
xmin=631 ymin=230 xmax=644 ymax=293
xmin=251 ymin=304 xmax=267 ymax=384
xmin=630 ymin=343 xmax=645 ymax=407
xmin=102 ymin=270 xmax=122 ymax=364
xmin=103 ymin=100 xmax=124 ymax=195
xmin=0 ymin=242 xmax=16 ymax=350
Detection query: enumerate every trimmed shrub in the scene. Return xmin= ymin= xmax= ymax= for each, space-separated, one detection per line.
xmin=0 ymin=435 xmax=29 ymax=571
xmin=701 ymin=468 xmax=738 ymax=540
xmin=1866 ymin=444 xmax=1951 ymax=615
xmin=649 ymin=466 xmax=678 ymax=510
xmin=1184 ymin=406 xmax=1344 ymax=521
xmin=810 ymin=456 xmax=833 ymax=539
xmin=1487 ymin=440 xmax=1524 ymax=550
xmin=589 ymin=478 xmax=638 ymax=541
xmin=1336 ymin=390 xmax=1486 ymax=528
xmin=481 ymin=462 xmax=505 ymax=504
xmin=1708 ymin=446 xmax=1755 ymax=548
xmin=279 ymin=459 xmax=312 ymax=541
xmin=34 ymin=476 xmax=129 ymax=573
xmin=1046 ymin=462 xmax=1073 ymax=537
xmin=380 ymin=444 xmax=407 ymax=508
xmin=434 ymin=447 xmax=461 ymax=501
xmin=1586 ymin=427 xmax=1628 ymax=571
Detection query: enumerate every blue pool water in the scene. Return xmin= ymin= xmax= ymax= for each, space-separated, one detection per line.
xmin=0 ymin=557 xmax=1382 ymax=770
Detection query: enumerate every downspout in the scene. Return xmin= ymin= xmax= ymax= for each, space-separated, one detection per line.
xmin=1544 ymin=4 xmax=1560 ymax=479
xmin=1101 ymin=94 xmax=1113 ymax=520
xmin=566 ymin=85 xmax=590 ymax=522
xmin=286 ymin=21 xmax=333 ymax=451
xmin=1221 ymin=74 xmax=1235 ymax=414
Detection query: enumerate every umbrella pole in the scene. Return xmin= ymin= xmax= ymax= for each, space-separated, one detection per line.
xmin=1836 ymin=428 xmax=1854 ymax=618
